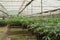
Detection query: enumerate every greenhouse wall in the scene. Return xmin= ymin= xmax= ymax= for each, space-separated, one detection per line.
xmin=26 ymin=9 xmax=60 ymax=18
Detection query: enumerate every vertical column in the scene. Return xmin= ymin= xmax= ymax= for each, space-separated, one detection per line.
xmin=31 ymin=1 xmax=33 ymax=16
xmin=41 ymin=0 xmax=43 ymax=18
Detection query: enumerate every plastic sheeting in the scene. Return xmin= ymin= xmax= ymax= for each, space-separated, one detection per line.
xmin=0 ymin=0 xmax=60 ymax=15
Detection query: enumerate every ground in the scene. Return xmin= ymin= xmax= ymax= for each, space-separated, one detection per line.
xmin=0 ymin=26 xmax=10 ymax=40
xmin=8 ymin=27 xmax=37 ymax=40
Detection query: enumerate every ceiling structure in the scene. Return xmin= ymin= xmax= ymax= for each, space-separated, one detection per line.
xmin=0 ymin=0 xmax=60 ymax=16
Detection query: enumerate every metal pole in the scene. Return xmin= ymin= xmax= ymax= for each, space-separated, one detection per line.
xmin=41 ymin=0 xmax=43 ymax=18
xmin=41 ymin=0 xmax=43 ymax=13
xmin=50 ymin=11 xmax=52 ymax=18
xmin=18 ymin=0 xmax=26 ymax=12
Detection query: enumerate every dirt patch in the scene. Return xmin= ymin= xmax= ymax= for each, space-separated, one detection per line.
xmin=8 ymin=27 xmax=37 ymax=40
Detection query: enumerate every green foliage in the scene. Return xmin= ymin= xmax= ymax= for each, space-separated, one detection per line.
xmin=0 ymin=17 xmax=60 ymax=40
xmin=0 ymin=20 xmax=7 ymax=26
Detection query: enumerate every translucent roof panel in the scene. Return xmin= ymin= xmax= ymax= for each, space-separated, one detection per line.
xmin=0 ymin=0 xmax=60 ymax=15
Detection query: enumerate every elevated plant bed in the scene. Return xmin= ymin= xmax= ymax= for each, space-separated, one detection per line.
xmin=0 ymin=24 xmax=7 ymax=27
xmin=9 ymin=23 xmax=27 ymax=29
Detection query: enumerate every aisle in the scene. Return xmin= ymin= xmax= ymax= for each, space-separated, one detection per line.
xmin=0 ymin=26 xmax=10 ymax=40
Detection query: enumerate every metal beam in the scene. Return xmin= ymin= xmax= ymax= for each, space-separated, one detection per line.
xmin=0 ymin=3 xmax=8 ymax=12
xmin=0 ymin=3 xmax=8 ymax=16
xmin=17 ymin=0 xmax=34 ymax=16
xmin=0 ymin=10 xmax=9 ymax=16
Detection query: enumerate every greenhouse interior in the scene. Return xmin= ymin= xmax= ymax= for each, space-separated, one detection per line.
xmin=0 ymin=0 xmax=60 ymax=40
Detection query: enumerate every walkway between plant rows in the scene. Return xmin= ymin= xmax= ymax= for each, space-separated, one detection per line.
xmin=0 ymin=25 xmax=10 ymax=40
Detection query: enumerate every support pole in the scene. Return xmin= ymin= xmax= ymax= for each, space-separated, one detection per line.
xmin=41 ymin=0 xmax=43 ymax=18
